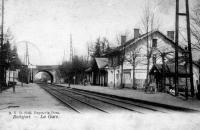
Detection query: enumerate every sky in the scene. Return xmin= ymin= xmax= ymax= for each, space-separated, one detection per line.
xmin=3 ymin=0 xmax=198 ymax=65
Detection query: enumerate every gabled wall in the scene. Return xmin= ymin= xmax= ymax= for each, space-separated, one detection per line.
xmin=106 ymin=31 xmax=197 ymax=89
xmin=121 ymin=32 xmax=176 ymax=88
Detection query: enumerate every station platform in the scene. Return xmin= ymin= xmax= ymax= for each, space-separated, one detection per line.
xmin=0 ymin=82 xmax=71 ymax=130
xmin=0 ymin=82 xmax=199 ymax=130
xmin=57 ymin=84 xmax=200 ymax=111
xmin=0 ymin=83 xmax=67 ymax=111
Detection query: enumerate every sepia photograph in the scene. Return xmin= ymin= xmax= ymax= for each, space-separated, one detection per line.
xmin=0 ymin=0 xmax=200 ymax=129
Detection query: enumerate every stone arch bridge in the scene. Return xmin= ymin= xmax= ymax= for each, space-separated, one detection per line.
xmin=31 ymin=65 xmax=62 ymax=83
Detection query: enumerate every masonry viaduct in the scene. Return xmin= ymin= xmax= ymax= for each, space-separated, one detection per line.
xmin=31 ymin=65 xmax=62 ymax=83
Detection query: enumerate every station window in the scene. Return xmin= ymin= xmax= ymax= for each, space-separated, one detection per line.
xmin=152 ymin=39 xmax=157 ymax=48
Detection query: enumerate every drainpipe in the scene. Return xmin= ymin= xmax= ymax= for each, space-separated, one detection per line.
xmin=114 ymin=68 xmax=115 ymax=88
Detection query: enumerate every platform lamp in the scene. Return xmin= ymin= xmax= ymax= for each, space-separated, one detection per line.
xmin=20 ymin=65 xmax=25 ymax=87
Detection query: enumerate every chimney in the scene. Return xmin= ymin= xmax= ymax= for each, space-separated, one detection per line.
xmin=121 ymin=35 xmax=126 ymax=45
xmin=167 ymin=31 xmax=175 ymax=41
xmin=134 ymin=28 xmax=140 ymax=38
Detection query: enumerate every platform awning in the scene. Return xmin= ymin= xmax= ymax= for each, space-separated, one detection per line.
xmin=149 ymin=64 xmax=190 ymax=77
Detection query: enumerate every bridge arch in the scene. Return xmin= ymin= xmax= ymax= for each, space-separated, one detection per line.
xmin=31 ymin=65 xmax=60 ymax=83
xmin=34 ymin=70 xmax=54 ymax=83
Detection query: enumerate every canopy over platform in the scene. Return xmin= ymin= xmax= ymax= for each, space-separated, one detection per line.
xmin=149 ymin=64 xmax=190 ymax=77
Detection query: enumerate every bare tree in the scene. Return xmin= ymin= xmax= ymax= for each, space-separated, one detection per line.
xmin=153 ymin=47 xmax=174 ymax=91
xmin=125 ymin=47 xmax=144 ymax=89
xmin=191 ymin=2 xmax=200 ymax=52
xmin=140 ymin=2 xmax=160 ymax=85
xmin=115 ymin=31 xmax=130 ymax=88
xmin=101 ymin=37 xmax=110 ymax=54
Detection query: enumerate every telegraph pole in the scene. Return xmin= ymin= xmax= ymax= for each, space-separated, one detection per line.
xmin=1 ymin=0 xmax=3 ymax=48
xmin=175 ymin=0 xmax=179 ymax=96
xmin=25 ymin=42 xmax=30 ymax=83
xmin=25 ymin=42 xmax=30 ymax=66
xmin=175 ymin=0 xmax=194 ymax=96
xmin=62 ymin=50 xmax=65 ymax=64
xmin=186 ymin=0 xmax=194 ymax=97
xmin=70 ymin=33 xmax=73 ymax=62
xmin=0 ymin=0 xmax=5 ymax=90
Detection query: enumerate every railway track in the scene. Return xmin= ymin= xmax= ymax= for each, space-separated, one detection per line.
xmin=38 ymin=83 xmax=196 ymax=113
xmin=40 ymin=84 xmax=142 ymax=113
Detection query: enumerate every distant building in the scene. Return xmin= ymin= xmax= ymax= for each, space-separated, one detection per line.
xmin=85 ymin=58 xmax=108 ymax=86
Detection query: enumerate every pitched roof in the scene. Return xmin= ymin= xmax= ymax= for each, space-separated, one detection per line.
xmin=193 ymin=61 xmax=200 ymax=68
xmin=166 ymin=56 xmax=200 ymax=68
xmin=149 ymin=64 xmax=190 ymax=76
xmin=104 ymin=30 xmax=185 ymax=56
xmin=95 ymin=58 xmax=108 ymax=69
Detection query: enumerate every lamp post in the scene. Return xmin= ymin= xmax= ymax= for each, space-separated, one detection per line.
xmin=21 ymin=65 xmax=25 ymax=87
